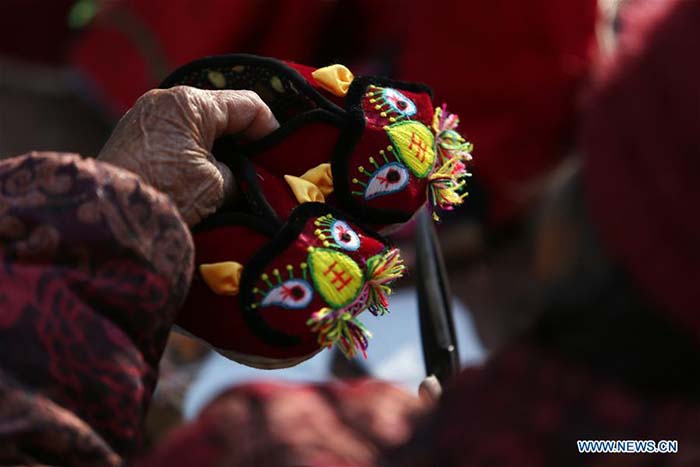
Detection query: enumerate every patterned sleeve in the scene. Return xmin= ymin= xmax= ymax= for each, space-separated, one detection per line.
xmin=0 ymin=152 xmax=193 ymax=465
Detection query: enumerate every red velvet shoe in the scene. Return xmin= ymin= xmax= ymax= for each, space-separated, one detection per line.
xmin=161 ymin=54 xmax=473 ymax=231
xmin=163 ymin=55 xmax=475 ymax=368
xmin=177 ymin=156 xmax=405 ymax=368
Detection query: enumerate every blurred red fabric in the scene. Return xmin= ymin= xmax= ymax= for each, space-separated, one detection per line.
xmin=0 ymin=0 xmax=77 ymax=64
xmin=582 ymin=0 xmax=700 ymax=339
xmin=140 ymin=379 xmax=424 ymax=467
xmin=385 ymin=342 xmax=700 ymax=467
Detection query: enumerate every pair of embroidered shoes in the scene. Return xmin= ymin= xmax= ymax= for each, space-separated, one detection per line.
xmin=162 ymin=55 xmax=473 ymax=368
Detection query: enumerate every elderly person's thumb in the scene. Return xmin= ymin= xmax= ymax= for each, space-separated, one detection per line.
xmin=98 ymin=86 xmax=279 ymax=226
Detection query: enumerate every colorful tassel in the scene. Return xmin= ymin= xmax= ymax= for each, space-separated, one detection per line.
xmin=432 ymin=103 xmax=460 ymax=134
xmin=428 ymin=105 xmax=474 ymax=218
xmin=305 ymin=248 xmax=404 ymax=358
xmin=307 ymin=307 xmax=371 ymax=358
xmin=437 ymin=130 xmax=473 ymax=162
xmin=428 ymin=156 xmax=471 ymax=212
xmin=364 ymin=248 xmax=405 ymax=315
xmin=432 ymin=104 xmax=473 ymax=162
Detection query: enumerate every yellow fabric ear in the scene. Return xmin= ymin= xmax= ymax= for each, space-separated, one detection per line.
xmin=285 ymin=175 xmax=325 ymax=204
xmin=299 ymin=163 xmax=334 ymax=196
xmin=311 ymin=64 xmax=354 ymax=97
xmin=200 ymin=261 xmax=243 ymax=295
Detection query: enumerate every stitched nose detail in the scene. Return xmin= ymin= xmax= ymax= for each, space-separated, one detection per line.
xmin=307 ymin=248 xmax=363 ymax=309
xmin=385 ymin=121 xmax=436 ymax=178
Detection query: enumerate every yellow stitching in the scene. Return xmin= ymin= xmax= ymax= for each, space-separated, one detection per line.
xmin=307 ymin=249 xmax=364 ymax=309
xmin=385 ymin=121 xmax=436 ymax=178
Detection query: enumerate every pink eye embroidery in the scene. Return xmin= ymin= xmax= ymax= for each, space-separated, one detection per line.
xmin=383 ymin=88 xmax=417 ymax=116
xmin=261 ymin=279 xmax=313 ymax=309
xmin=352 ymin=147 xmax=411 ymax=200
xmin=364 ymin=162 xmax=410 ymax=199
xmin=329 ymin=220 xmax=361 ymax=251
xmin=252 ymin=264 xmax=314 ymax=310
xmin=314 ymin=215 xmax=362 ymax=251
xmin=366 ymin=85 xmax=418 ymax=122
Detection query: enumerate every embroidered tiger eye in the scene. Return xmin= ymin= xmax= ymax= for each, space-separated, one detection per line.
xmin=290 ymin=286 xmax=305 ymax=299
xmin=368 ymin=86 xmax=420 ymax=123
xmin=386 ymin=169 xmax=401 ymax=183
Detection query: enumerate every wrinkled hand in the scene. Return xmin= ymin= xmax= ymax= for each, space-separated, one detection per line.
xmin=98 ymin=86 xmax=279 ymax=226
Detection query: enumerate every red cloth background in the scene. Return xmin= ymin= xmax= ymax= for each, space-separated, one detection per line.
xmin=582 ymin=0 xmax=700 ymax=339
